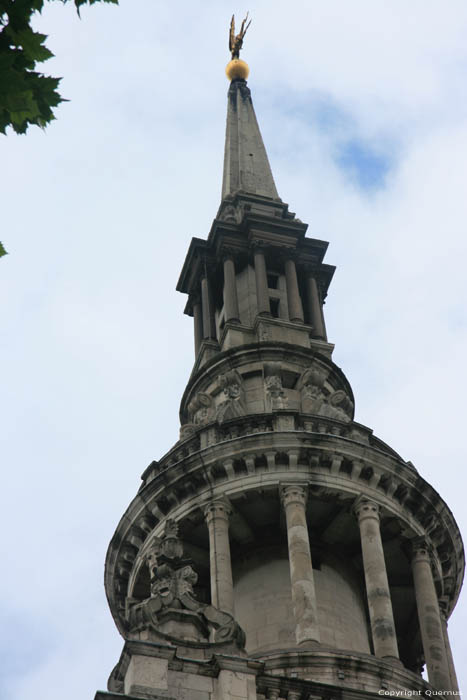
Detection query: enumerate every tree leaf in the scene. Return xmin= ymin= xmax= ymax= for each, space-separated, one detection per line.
xmin=0 ymin=0 xmax=118 ymax=134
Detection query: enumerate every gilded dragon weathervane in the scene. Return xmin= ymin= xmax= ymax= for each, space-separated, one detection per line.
xmin=229 ymin=13 xmax=251 ymax=59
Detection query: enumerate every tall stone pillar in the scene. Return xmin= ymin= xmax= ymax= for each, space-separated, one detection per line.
xmin=223 ymin=254 xmax=240 ymax=323
xmin=192 ymin=297 xmax=203 ymax=355
xmin=439 ymin=600 xmax=460 ymax=693
xmin=281 ymin=484 xmax=320 ymax=645
xmin=201 ymin=274 xmax=216 ymax=339
xmin=253 ymin=246 xmax=271 ymax=316
xmin=306 ymin=275 xmax=326 ymax=340
xmin=411 ymin=539 xmax=452 ymax=690
xmin=204 ymin=499 xmax=234 ymax=615
xmin=354 ymin=497 xmax=399 ymax=660
xmin=284 ymin=258 xmax=304 ymax=323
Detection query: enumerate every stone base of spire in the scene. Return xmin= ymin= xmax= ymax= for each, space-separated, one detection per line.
xmin=102 ymin=640 xmax=260 ymax=700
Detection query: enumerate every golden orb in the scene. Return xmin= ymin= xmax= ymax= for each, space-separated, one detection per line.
xmin=225 ymin=59 xmax=250 ymax=81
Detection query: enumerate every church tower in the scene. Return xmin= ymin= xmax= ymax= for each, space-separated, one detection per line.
xmin=96 ymin=25 xmax=463 ymax=700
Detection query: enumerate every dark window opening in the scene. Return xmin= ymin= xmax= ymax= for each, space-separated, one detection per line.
xmin=267 ymin=273 xmax=279 ymax=289
xmin=270 ymin=298 xmax=280 ymax=318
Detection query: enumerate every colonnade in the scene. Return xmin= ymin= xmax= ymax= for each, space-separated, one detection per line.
xmin=200 ymin=489 xmax=456 ymax=691
xmin=192 ymin=249 xmax=327 ymax=354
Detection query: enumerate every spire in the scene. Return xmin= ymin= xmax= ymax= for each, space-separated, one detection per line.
xmin=221 ymin=79 xmax=280 ymax=201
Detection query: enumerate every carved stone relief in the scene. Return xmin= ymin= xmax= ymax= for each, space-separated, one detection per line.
xmin=216 ymin=369 xmax=246 ymax=424
xmin=217 ymin=199 xmax=244 ymax=224
xmin=187 ymin=391 xmax=215 ymax=426
xmin=321 ymin=389 xmax=354 ymax=422
xmin=179 ymin=423 xmax=196 ymax=440
xmin=298 ymin=367 xmax=327 ymax=414
xmin=127 ymin=520 xmax=245 ymax=650
xmin=298 ymin=367 xmax=353 ymax=422
xmin=264 ymin=362 xmax=288 ymax=410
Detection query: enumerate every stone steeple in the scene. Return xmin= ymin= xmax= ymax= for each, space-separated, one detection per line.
xmin=222 ymin=79 xmax=279 ymax=201
xmin=177 ymin=74 xmax=335 ymax=375
xmin=96 ymin=37 xmax=463 ymax=700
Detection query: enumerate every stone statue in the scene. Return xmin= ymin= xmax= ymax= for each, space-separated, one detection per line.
xmin=128 ymin=520 xmax=245 ymax=650
xmin=229 ymin=13 xmax=251 ymax=59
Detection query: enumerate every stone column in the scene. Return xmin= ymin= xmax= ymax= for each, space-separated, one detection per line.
xmin=284 ymin=258 xmax=304 ymax=323
xmin=411 ymin=540 xmax=451 ymax=690
xmin=253 ymin=246 xmax=271 ymax=316
xmin=223 ymin=254 xmax=240 ymax=323
xmin=281 ymin=484 xmax=320 ymax=645
xmin=306 ymin=275 xmax=326 ymax=340
xmin=192 ymin=297 xmax=203 ymax=355
xmin=354 ymin=497 xmax=399 ymax=660
xmin=439 ymin=600 xmax=460 ymax=693
xmin=201 ymin=274 xmax=216 ymax=339
xmin=204 ymin=499 xmax=234 ymax=615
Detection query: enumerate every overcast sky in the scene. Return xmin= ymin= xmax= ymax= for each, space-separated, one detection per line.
xmin=1 ymin=1 xmax=467 ymax=698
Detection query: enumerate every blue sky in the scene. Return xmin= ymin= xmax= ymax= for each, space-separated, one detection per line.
xmin=1 ymin=1 xmax=467 ymax=697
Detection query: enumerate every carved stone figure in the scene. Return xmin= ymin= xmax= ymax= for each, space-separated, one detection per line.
xmin=188 ymin=391 xmax=215 ymax=426
xmin=179 ymin=423 xmax=196 ymax=440
xmin=216 ymin=370 xmax=246 ymax=423
xmin=298 ymin=367 xmax=353 ymax=422
xmin=127 ymin=520 xmax=245 ymax=650
xmin=264 ymin=363 xmax=288 ymax=410
xmin=218 ymin=201 xmax=243 ymax=223
xmin=320 ymin=389 xmax=354 ymax=422
xmin=298 ymin=367 xmax=328 ymax=414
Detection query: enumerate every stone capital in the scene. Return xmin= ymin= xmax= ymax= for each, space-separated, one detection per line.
xmin=353 ymin=495 xmax=381 ymax=522
xmin=302 ymin=262 xmax=317 ymax=275
xmin=411 ymin=536 xmax=432 ymax=562
xmin=280 ymin=482 xmax=308 ymax=509
xmin=221 ymin=246 xmax=238 ymax=263
xmin=281 ymin=248 xmax=300 ymax=263
xmin=200 ymin=257 xmax=216 ymax=277
xmin=250 ymin=238 xmax=269 ymax=253
xmin=203 ymin=497 xmax=232 ymax=525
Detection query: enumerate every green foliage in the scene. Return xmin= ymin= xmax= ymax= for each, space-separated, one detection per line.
xmin=0 ymin=241 xmax=6 ymax=257
xmin=0 ymin=0 xmax=118 ymax=134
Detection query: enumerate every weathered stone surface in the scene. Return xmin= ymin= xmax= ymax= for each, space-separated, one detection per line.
xmin=354 ymin=497 xmax=399 ymax=660
xmin=281 ymin=484 xmax=320 ymax=645
xmin=204 ymin=499 xmax=235 ymax=615
xmin=127 ymin=520 xmax=244 ymax=651
xmin=412 ymin=540 xmax=453 ymax=690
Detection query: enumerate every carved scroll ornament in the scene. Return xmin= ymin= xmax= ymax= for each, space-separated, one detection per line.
xmin=127 ymin=520 xmax=245 ymax=650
